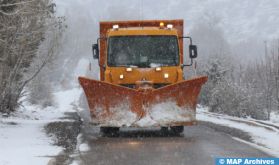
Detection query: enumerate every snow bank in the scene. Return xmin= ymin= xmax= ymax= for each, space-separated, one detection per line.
xmin=197 ymin=106 xmax=279 ymax=157
xmin=0 ymin=118 xmax=61 ymax=165
xmin=0 ymin=86 xmax=83 ymax=165
xmin=76 ymin=133 xmax=90 ymax=152
xmin=69 ymin=161 xmax=80 ymax=165
xmin=270 ymin=111 xmax=279 ymax=124
xmin=79 ymin=143 xmax=90 ymax=152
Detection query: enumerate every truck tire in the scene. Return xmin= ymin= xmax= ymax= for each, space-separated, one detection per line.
xmin=100 ymin=127 xmax=119 ymax=136
xmin=170 ymin=126 xmax=184 ymax=134
xmin=160 ymin=127 xmax=168 ymax=135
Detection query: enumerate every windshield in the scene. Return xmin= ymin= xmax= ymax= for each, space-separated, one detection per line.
xmin=107 ymin=36 xmax=179 ymax=67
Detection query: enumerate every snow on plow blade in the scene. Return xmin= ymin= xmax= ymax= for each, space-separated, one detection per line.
xmin=78 ymin=76 xmax=207 ymax=127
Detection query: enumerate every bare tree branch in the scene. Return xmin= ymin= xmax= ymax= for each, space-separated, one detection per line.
xmin=0 ymin=0 xmax=36 ymax=7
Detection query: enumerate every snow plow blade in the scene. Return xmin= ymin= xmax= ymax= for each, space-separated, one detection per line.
xmin=78 ymin=76 xmax=207 ymax=127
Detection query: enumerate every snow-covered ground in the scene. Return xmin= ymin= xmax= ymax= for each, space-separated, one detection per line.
xmin=0 ymin=88 xmax=83 ymax=165
xmin=0 ymin=117 xmax=60 ymax=165
xmin=0 ymin=54 xmax=88 ymax=165
xmin=0 ymin=56 xmax=88 ymax=165
xmin=197 ymin=106 xmax=279 ymax=157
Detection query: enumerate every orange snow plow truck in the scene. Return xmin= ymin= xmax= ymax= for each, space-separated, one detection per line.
xmin=79 ymin=20 xmax=207 ymax=134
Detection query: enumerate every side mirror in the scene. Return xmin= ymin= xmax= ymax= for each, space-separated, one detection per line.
xmin=92 ymin=44 xmax=99 ymax=59
xmin=189 ymin=45 xmax=198 ymax=58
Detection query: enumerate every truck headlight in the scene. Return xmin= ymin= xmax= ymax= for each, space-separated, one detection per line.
xmin=113 ymin=24 xmax=119 ymax=30
xmin=155 ymin=67 xmax=161 ymax=71
xmin=126 ymin=67 xmax=132 ymax=72
xmin=167 ymin=24 xmax=173 ymax=29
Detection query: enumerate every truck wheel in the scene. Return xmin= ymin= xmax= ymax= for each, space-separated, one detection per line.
xmin=160 ymin=127 xmax=168 ymax=135
xmin=100 ymin=127 xmax=119 ymax=136
xmin=170 ymin=126 xmax=184 ymax=134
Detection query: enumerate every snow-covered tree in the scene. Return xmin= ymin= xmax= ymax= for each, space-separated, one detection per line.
xmin=0 ymin=0 xmax=64 ymax=113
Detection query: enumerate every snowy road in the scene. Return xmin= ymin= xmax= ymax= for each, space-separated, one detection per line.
xmin=72 ymin=123 xmax=271 ymax=165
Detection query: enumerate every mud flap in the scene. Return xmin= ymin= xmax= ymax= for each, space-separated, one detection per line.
xmin=78 ymin=76 xmax=207 ymax=127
